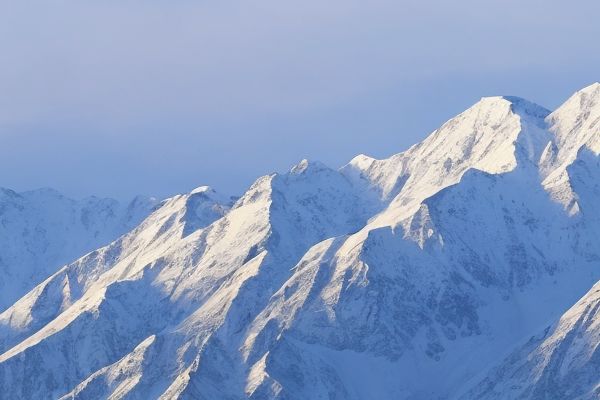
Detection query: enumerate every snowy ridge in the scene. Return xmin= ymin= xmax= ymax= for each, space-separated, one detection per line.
xmin=342 ymin=95 xmax=551 ymax=226
xmin=0 ymin=83 xmax=600 ymax=399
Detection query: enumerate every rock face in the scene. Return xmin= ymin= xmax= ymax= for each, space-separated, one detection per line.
xmin=1 ymin=83 xmax=600 ymax=399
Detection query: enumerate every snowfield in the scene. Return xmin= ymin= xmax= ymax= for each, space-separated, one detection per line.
xmin=1 ymin=83 xmax=600 ymax=399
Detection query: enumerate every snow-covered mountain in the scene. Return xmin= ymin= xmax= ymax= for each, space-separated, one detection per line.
xmin=1 ymin=83 xmax=600 ymax=399
xmin=0 ymin=189 xmax=158 ymax=311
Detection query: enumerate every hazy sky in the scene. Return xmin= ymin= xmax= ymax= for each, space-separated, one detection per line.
xmin=1 ymin=0 xmax=599 ymax=200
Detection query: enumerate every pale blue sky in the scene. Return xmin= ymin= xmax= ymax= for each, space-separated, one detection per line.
xmin=1 ymin=0 xmax=599 ymax=200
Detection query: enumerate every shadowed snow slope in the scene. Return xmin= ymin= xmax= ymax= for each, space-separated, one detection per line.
xmin=1 ymin=83 xmax=600 ymax=399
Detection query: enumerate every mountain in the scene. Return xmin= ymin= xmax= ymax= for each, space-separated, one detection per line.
xmin=0 ymin=83 xmax=599 ymax=399
xmin=0 ymin=189 xmax=159 ymax=311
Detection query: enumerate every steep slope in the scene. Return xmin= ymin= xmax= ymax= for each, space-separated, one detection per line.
xmin=1 ymin=84 xmax=600 ymax=399
xmin=460 ymin=279 xmax=600 ymax=400
xmin=541 ymin=82 xmax=600 ymax=215
xmin=0 ymin=188 xmax=158 ymax=310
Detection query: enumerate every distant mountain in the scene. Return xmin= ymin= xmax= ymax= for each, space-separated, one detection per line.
xmin=0 ymin=188 xmax=158 ymax=310
xmin=0 ymin=83 xmax=599 ymax=399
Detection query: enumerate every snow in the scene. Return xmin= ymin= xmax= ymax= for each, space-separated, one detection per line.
xmin=1 ymin=83 xmax=600 ymax=399
xmin=460 ymin=279 xmax=600 ymax=400
xmin=0 ymin=189 xmax=157 ymax=311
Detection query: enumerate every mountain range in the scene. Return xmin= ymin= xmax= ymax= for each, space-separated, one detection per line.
xmin=1 ymin=83 xmax=599 ymax=399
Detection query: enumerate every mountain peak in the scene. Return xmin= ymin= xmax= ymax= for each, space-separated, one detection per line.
xmin=471 ymin=95 xmax=550 ymax=121
xmin=347 ymin=153 xmax=376 ymax=169
xmin=545 ymin=81 xmax=600 ymax=167
xmin=414 ymin=94 xmax=549 ymax=169
xmin=578 ymin=81 xmax=600 ymax=94
xmin=340 ymin=94 xmax=551 ymax=208
xmin=289 ymin=159 xmax=328 ymax=175
xmin=552 ymin=82 xmax=600 ymax=115
xmin=190 ymin=185 xmax=213 ymax=195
